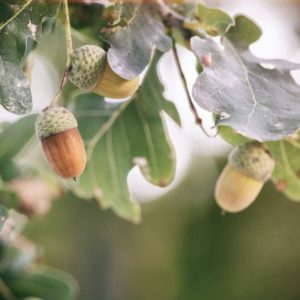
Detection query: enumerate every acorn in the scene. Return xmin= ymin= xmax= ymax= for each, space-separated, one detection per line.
xmin=35 ymin=106 xmax=86 ymax=179
xmin=68 ymin=45 xmax=139 ymax=99
xmin=215 ymin=142 xmax=275 ymax=213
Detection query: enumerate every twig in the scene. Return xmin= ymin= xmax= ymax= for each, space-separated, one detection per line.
xmin=50 ymin=0 xmax=73 ymax=106
xmin=50 ymin=90 xmax=63 ymax=107
xmin=0 ymin=279 xmax=17 ymax=300
xmin=62 ymin=0 xmax=73 ymax=67
xmin=171 ymin=36 xmax=213 ymax=137
xmin=156 ymin=0 xmax=196 ymax=41
xmin=156 ymin=0 xmax=185 ymax=22
xmin=0 ymin=0 xmax=33 ymax=31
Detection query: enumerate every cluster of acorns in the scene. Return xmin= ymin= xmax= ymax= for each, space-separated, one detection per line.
xmin=35 ymin=45 xmax=275 ymax=213
xmin=35 ymin=45 xmax=139 ymax=180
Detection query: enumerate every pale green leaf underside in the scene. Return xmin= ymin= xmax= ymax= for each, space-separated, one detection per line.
xmin=101 ymin=4 xmax=172 ymax=80
xmin=192 ymin=15 xmax=300 ymax=142
xmin=0 ymin=0 xmax=60 ymax=114
xmin=0 ymin=59 xmax=31 ymax=114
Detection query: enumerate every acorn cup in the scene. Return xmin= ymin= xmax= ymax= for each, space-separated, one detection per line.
xmin=68 ymin=45 xmax=139 ymax=99
xmin=35 ymin=106 xmax=86 ymax=179
xmin=215 ymin=142 xmax=275 ymax=213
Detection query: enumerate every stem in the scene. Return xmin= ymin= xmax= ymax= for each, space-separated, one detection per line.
xmin=0 ymin=279 xmax=17 ymax=300
xmin=50 ymin=90 xmax=63 ymax=107
xmin=62 ymin=0 xmax=73 ymax=67
xmin=156 ymin=0 xmax=196 ymax=40
xmin=0 ymin=0 xmax=33 ymax=31
xmin=156 ymin=0 xmax=185 ymax=22
xmin=50 ymin=0 xmax=73 ymax=106
xmin=171 ymin=36 xmax=213 ymax=137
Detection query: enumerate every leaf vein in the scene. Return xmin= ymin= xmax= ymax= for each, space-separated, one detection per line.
xmin=106 ymin=130 xmax=122 ymax=205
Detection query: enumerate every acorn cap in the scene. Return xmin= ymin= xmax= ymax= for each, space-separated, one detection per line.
xmin=36 ymin=106 xmax=78 ymax=140
xmin=229 ymin=142 xmax=275 ymax=182
xmin=68 ymin=45 xmax=106 ymax=90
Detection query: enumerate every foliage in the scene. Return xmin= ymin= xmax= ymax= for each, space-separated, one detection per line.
xmin=73 ymin=52 xmax=178 ymax=222
xmin=0 ymin=236 xmax=78 ymax=299
xmin=0 ymin=0 xmax=300 ymax=298
xmin=101 ymin=4 xmax=172 ymax=80
xmin=0 ymin=0 xmax=61 ymax=114
xmin=192 ymin=15 xmax=300 ymax=141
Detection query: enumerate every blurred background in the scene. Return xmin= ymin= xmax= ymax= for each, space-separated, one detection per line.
xmin=2 ymin=0 xmax=300 ymax=299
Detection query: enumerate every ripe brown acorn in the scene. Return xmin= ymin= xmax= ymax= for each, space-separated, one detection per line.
xmin=68 ymin=45 xmax=139 ymax=99
xmin=35 ymin=106 xmax=86 ymax=179
xmin=215 ymin=142 xmax=275 ymax=213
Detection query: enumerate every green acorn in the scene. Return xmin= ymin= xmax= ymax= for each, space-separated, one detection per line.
xmin=215 ymin=142 xmax=275 ymax=213
xmin=36 ymin=106 xmax=86 ymax=179
xmin=68 ymin=45 xmax=139 ymax=99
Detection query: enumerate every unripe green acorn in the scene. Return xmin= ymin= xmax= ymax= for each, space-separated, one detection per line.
xmin=36 ymin=106 xmax=86 ymax=179
xmin=215 ymin=142 xmax=275 ymax=213
xmin=68 ymin=45 xmax=139 ymax=99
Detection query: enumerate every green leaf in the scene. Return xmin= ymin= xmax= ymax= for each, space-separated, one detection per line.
xmin=162 ymin=99 xmax=181 ymax=126
xmin=0 ymin=115 xmax=36 ymax=165
xmin=0 ymin=115 xmax=36 ymax=182
xmin=0 ymin=161 xmax=21 ymax=182
xmin=0 ymin=0 xmax=61 ymax=114
xmin=0 ymin=203 xmax=8 ymax=232
xmin=191 ymin=15 xmax=300 ymax=142
xmin=226 ymin=15 xmax=262 ymax=47
xmin=101 ymin=4 xmax=172 ymax=80
xmin=0 ymin=2 xmax=13 ymax=26
xmin=3 ymin=267 xmax=78 ymax=300
xmin=73 ymin=53 xmax=176 ymax=222
xmin=0 ymin=188 xmax=20 ymax=210
xmin=196 ymin=4 xmax=233 ymax=36
xmin=219 ymin=125 xmax=251 ymax=146
xmin=266 ymin=139 xmax=300 ymax=202
xmin=0 ymin=236 xmax=37 ymax=274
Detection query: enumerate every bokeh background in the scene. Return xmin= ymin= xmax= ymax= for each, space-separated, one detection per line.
xmin=2 ymin=0 xmax=300 ymax=299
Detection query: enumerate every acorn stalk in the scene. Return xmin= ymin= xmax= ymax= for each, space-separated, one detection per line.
xmin=215 ymin=142 xmax=275 ymax=213
xmin=36 ymin=106 xmax=86 ymax=179
xmin=68 ymin=45 xmax=139 ymax=99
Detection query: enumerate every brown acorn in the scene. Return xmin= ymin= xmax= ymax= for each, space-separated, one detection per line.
xmin=68 ymin=45 xmax=139 ymax=99
xmin=215 ymin=142 xmax=275 ymax=213
xmin=35 ymin=106 xmax=86 ymax=179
